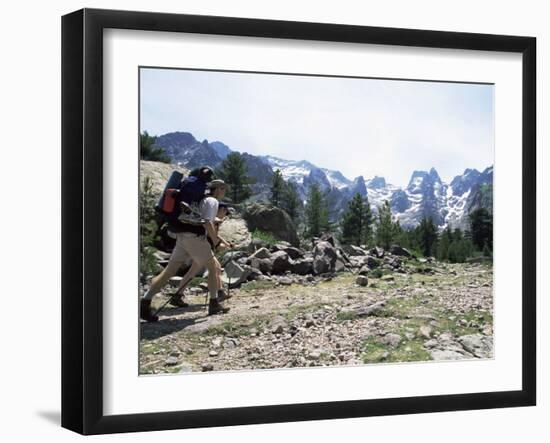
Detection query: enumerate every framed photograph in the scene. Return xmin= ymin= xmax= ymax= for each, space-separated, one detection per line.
xmin=62 ymin=8 xmax=536 ymax=435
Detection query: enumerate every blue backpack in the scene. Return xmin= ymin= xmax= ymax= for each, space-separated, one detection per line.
xmin=155 ymin=167 xmax=213 ymax=225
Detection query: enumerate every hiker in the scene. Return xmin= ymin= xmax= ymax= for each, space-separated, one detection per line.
xmin=140 ymin=178 xmax=231 ymax=321
xmin=170 ymin=202 xmax=233 ymax=306
xmin=140 ymin=166 xmax=214 ymax=321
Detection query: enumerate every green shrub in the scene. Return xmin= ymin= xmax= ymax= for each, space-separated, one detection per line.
xmin=370 ymin=268 xmax=384 ymax=279
xmin=140 ymin=176 xmax=161 ymax=279
xmin=251 ymin=229 xmax=278 ymax=247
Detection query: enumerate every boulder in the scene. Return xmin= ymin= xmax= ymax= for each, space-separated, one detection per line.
xmin=313 ymin=256 xmax=331 ymax=275
xmin=389 ymin=245 xmax=412 ymax=258
xmin=244 ymin=265 xmax=263 ymax=281
xmin=312 ymin=241 xmax=337 ymax=275
xmin=221 ymin=260 xmax=251 ymax=288
xmin=218 ymin=216 xmax=252 ymax=247
xmin=320 ymin=233 xmax=341 ymax=249
xmin=342 ymin=245 xmax=368 ymax=256
xmin=271 ymin=241 xmax=292 ymax=251
xmin=270 ymin=251 xmax=292 ymax=274
xmin=352 ymin=255 xmax=381 ymax=269
xmin=250 ymin=247 xmax=271 ymax=260
xmin=243 ymin=204 xmax=300 ymax=246
xmin=249 ymin=257 xmax=273 ymax=274
xmin=369 ymin=246 xmax=385 ymax=258
xmin=283 ymin=246 xmax=304 ymax=260
xmin=334 ymin=259 xmax=346 ymax=273
xmin=247 ymin=238 xmax=268 ymax=253
xmin=366 ymin=256 xmax=382 ymax=268
xmin=387 ymin=256 xmax=402 ymax=269
xmin=356 ymin=275 xmax=369 ymax=286
xmin=220 ymin=250 xmax=249 ymax=266
xmin=291 ymin=258 xmax=314 ymax=275
xmin=358 ymin=265 xmax=370 ymax=276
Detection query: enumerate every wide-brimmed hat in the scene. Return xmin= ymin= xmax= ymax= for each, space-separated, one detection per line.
xmin=208 ymin=179 xmax=229 ymax=190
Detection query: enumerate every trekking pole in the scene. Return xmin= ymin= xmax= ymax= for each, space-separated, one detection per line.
xmin=227 ymin=245 xmax=234 ymax=300
xmin=153 ymin=296 xmax=173 ymax=318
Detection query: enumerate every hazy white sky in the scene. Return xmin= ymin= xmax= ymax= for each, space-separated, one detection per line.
xmin=140 ymin=67 xmax=494 ymax=187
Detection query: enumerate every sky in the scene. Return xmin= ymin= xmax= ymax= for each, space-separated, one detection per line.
xmin=140 ymin=67 xmax=494 ymax=188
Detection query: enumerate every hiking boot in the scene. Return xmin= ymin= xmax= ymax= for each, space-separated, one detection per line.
xmin=140 ymin=299 xmax=159 ymax=322
xmin=208 ymin=298 xmax=229 ymax=316
xmin=169 ymin=294 xmax=189 ymax=308
xmin=217 ymin=289 xmax=232 ymax=303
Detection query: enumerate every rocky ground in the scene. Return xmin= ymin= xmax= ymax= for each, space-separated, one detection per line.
xmin=139 ymin=260 xmax=493 ymax=374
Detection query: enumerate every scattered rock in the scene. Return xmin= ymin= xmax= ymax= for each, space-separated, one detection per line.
xmin=430 ymin=350 xmax=472 ymax=360
xmin=419 ymin=325 xmax=433 ymax=339
xmin=308 ymin=351 xmax=321 ymax=361
xmin=458 ymin=334 xmax=493 ymax=358
xmin=165 ymin=356 xmax=178 ymax=366
xmin=201 ymin=362 xmax=214 ymax=372
xmin=356 ymin=275 xmax=369 ymax=286
xmin=209 ymin=350 xmax=219 ymax=357
xmin=278 ymin=276 xmax=293 ymax=285
xmin=355 ymin=301 xmax=386 ymax=317
xmin=271 ymin=251 xmax=292 ymax=274
xmin=381 ymin=333 xmax=402 ymax=347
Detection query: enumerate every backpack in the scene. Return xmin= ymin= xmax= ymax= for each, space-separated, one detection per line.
xmin=155 ymin=168 xmax=213 ymax=230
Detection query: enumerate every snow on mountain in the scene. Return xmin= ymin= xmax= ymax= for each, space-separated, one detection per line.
xmin=322 ymin=169 xmax=353 ymax=190
xmin=153 ymin=131 xmax=492 ymax=230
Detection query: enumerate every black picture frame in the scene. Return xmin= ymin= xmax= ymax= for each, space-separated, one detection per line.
xmin=61 ymin=8 xmax=536 ymax=435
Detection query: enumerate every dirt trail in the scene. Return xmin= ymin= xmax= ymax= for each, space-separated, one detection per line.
xmin=140 ymin=262 xmax=493 ymax=374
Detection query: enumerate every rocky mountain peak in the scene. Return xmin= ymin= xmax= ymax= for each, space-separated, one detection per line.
xmin=368 ymin=176 xmax=387 ymax=189
xmin=351 ymin=176 xmax=367 ymax=196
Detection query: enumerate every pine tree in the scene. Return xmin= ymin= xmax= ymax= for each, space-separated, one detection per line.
xmin=418 ymin=217 xmax=438 ymax=257
xmin=469 ymin=208 xmax=493 ymax=251
xmin=341 ymin=193 xmax=365 ymax=245
xmin=281 ymin=181 xmax=301 ymax=222
xmin=376 ymin=200 xmax=395 ymax=250
xmin=215 ymin=152 xmax=253 ymax=203
xmin=140 ymin=131 xmax=170 ymax=163
xmin=437 ymin=227 xmax=452 ymax=261
xmin=362 ymin=195 xmax=374 ymax=246
xmin=270 ymin=169 xmax=285 ymax=207
xmin=305 ymin=183 xmax=329 ymax=238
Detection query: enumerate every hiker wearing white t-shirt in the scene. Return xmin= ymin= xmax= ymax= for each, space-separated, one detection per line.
xmin=140 ymin=180 xmax=231 ymax=321
xmin=170 ymin=202 xmax=231 ymax=305
xmin=172 ymin=180 xmax=230 ymax=315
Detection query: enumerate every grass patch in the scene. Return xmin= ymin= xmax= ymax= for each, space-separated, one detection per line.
xmin=240 ymin=280 xmax=279 ymax=291
xmin=360 ymin=335 xmax=432 ymax=364
xmin=205 ymin=318 xmax=266 ymax=337
xmin=251 ymin=229 xmax=278 ymax=247
xmin=336 ymin=311 xmax=358 ymax=322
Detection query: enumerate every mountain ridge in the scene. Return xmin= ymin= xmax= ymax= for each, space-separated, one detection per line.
xmin=151 ymin=131 xmax=492 ymax=230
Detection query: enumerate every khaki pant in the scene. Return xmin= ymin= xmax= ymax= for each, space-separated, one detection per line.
xmin=168 ymin=232 xmax=214 ymax=267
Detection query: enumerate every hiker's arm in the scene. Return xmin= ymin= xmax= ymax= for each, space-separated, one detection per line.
xmin=217 ymin=233 xmax=230 ymax=245
xmin=204 ymin=221 xmax=219 ymax=246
